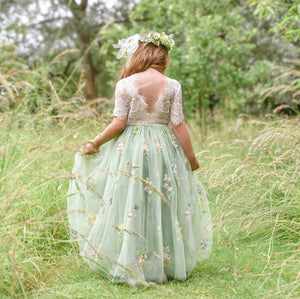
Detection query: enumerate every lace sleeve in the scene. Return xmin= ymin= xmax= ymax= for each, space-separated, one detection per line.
xmin=170 ymin=80 xmax=184 ymax=125
xmin=112 ymin=80 xmax=129 ymax=120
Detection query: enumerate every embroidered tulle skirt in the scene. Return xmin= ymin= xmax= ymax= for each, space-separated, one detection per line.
xmin=67 ymin=124 xmax=212 ymax=285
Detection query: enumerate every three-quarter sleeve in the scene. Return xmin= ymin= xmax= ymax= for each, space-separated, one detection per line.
xmin=112 ymin=81 xmax=129 ymax=120
xmin=170 ymin=80 xmax=184 ymax=125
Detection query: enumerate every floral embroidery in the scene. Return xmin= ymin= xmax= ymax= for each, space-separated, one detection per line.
xmin=163 ymin=174 xmax=173 ymax=192
xmin=116 ymin=142 xmax=125 ymax=151
xmin=141 ymin=143 xmax=149 ymax=156
xmin=184 ymin=209 xmax=190 ymax=216
xmin=85 ymin=247 xmax=98 ymax=258
xmin=171 ymin=163 xmax=178 ymax=175
xmin=135 ymin=249 xmax=147 ymax=267
xmin=84 ymin=211 xmax=97 ymax=228
xmin=172 ymin=140 xmax=178 ymax=148
xmin=134 ymin=204 xmax=140 ymax=210
xmin=164 ymin=174 xmax=171 ymax=182
xmin=144 ymin=186 xmax=153 ymax=194
xmin=155 ymin=141 xmax=162 ymax=150
xmin=119 ymin=223 xmax=125 ymax=230
xmin=163 ymin=246 xmax=171 ymax=264
xmin=69 ymin=228 xmax=78 ymax=239
xmin=200 ymin=240 xmax=209 ymax=250
xmin=127 ymin=211 xmax=133 ymax=217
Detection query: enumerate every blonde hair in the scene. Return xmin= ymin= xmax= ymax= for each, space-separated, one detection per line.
xmin=119 ymin=42 xmax=171 ymax=79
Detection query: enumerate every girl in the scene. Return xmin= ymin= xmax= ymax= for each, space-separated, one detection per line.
xmin=67 ymin=32 xmax=212 ymax=286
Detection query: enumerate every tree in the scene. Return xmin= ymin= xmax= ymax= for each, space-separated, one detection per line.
xmin=251 ymin=0 xmax=300 ymax=43
xmin=0 ymin=0 xmax=134 ymax=101
xmin=120 ymin=0 xmax=263 ymax=133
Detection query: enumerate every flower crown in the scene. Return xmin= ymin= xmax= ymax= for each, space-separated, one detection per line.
xmin=139 ymin=32 xmax=175 ymax=51
xmin=113 ymin=31 xmax=175 ymax=60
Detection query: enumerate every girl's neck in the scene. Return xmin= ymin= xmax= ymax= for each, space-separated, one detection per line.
xmin=148 ymin=67 xmax=165 ymax=74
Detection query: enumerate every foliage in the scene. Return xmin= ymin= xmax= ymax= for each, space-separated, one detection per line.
xmin=0 ymin=44 xmax=85 ymax=117
xmin=251 ymin=0 xmax=300 ymax=43
xmin=261 ymin=60 xmax=300 ymax=114
xmin=101 ymin=0 xmax=272 ymax=133
xmin=0 ymin=0 xmax=135 ymax=100
xmin=250 ymin=1 xmax=300 ymax=114
xmin=1 ymin=0 xmax=299 ymax=122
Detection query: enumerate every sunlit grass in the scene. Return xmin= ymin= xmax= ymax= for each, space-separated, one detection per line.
xmin=0 ymin=53 xmax=299 ymax=298
xmin=0 ymin=109 xmax=299 ymax=298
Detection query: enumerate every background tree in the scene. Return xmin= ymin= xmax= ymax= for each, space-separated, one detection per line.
xmin=0 ymin=0 xmax=299 ymax=125
xmin=0 ymin=0 xmax=134 ymax=101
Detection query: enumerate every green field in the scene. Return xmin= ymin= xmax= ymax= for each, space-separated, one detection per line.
xmin=1 ymin=112 xmax=299 ymax=298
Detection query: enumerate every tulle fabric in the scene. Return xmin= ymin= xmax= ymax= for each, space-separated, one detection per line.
xmin=67 ymin=124 xmax=212 ymax=286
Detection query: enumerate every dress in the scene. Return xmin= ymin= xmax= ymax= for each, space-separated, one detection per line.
xmin=67 ymin=70 xmax=212 ymax=286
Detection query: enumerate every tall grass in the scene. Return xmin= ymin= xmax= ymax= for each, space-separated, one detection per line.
xmin=195 ymin=117 xmax=300 ymax=298
xmin=0 ymin=46 xmax=299 ymax=298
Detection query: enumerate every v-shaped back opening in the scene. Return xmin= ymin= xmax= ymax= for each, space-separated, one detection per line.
xmin=133 ymin=69 xmax=167 ymax=113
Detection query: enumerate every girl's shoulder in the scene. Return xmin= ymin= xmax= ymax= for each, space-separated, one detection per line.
xmin=164 ymin=76 xmax=181 ymax=92
xmin=116 ymin=74 xmax=135 ymax=86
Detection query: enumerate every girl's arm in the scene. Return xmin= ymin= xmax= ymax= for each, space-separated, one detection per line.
xmin=81 ymin=117 xmax=127 ymax=154
xmin=172 ymin=120 xmax=199 ymax=171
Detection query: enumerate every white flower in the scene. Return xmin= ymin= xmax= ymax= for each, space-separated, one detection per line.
xmin=154 ymin=32 xmax=161 ymax=39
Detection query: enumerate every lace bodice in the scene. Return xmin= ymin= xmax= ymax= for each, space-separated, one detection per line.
xmin=112 ymin=70 xmax=184 ymax=125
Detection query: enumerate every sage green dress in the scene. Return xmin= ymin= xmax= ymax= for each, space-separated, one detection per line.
xmin=67 ymin=71 xmax=212 ymax=286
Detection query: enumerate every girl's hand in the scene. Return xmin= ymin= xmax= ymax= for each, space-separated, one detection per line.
xmin=189 ymin=157 xmax=200 ymax=171
xmin=80 ymin=141 xmax=99 ymax=155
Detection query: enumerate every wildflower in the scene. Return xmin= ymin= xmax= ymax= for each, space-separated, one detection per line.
xmin=154 ymin=41 xmax=160 ymax=46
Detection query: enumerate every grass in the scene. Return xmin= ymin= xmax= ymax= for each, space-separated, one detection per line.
xmin=0 ymin=106 xmax=299 ymax=298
